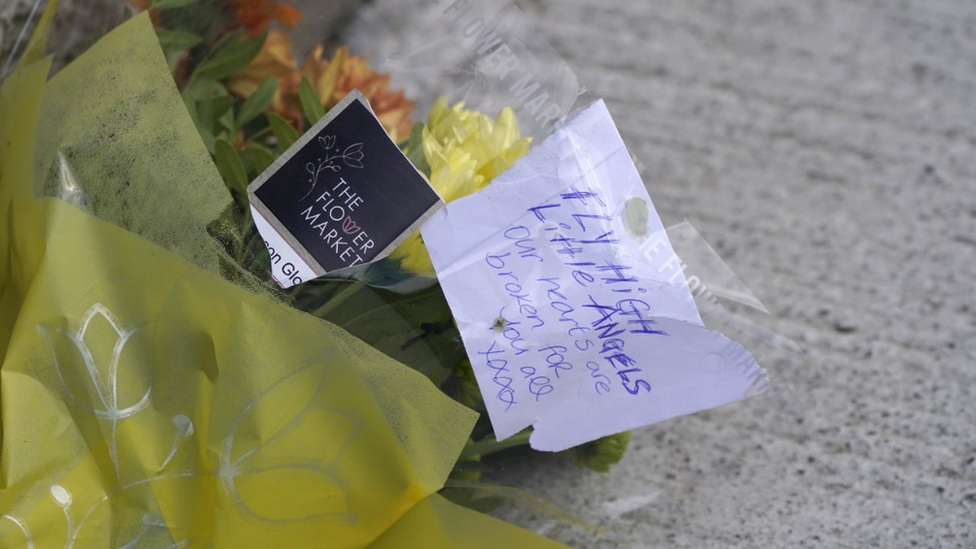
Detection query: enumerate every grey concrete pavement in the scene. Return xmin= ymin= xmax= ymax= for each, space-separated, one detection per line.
xmin=335 ymin=0 xmax=976 ymax=546
xmin=312 ymin=0 xmax=976 ymax=546
xmin=479 ymin=1 xmax=976 ymax=547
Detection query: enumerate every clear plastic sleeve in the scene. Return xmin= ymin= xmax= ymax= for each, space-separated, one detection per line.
xmin=0 ymin=1 xmax=800 ymax=547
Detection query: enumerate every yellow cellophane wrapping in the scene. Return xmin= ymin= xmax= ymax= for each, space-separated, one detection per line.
xmin=0 ymin=9 xmax=569 ymax=549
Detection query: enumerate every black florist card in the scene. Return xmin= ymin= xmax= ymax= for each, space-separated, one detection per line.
xmin=247 ymin=90 xmax=443 ymax=288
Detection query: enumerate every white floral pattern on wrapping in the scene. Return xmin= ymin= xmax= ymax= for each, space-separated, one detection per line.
xmin=36 ymin=303 xmax=151 ymax=481
xmin=21 ymin=304 xmax=361 ymax=548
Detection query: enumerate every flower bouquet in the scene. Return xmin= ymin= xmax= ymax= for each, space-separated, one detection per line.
xmin=0 ymin=0 xmax=776 ymax=547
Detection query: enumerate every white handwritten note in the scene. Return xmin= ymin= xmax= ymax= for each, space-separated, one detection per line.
xmin=421 ymin=100 xmax=769 ymax=451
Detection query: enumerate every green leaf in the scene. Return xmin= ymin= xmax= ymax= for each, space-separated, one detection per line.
xmin=156 ymin=29 xmax=202 ymax=52
xmin=215 ymin=139 xmax=250 ymax=212
xmin=237 ymin=148 xmax=258 ymax=176
xmin=213 ymin=96 xmax=234 ymax=119
xmin=182 ymin=77 xmax=213 ymax=122
xmin=210 ymin=79 xmax=229 ymax=96
xmin=237 ymin=78 xmax=278 ymax=129
xmin=195 ymin=124 xmax=216 ymax=155
xmin=299 ymin=77 xmax=326 ymax=124
xmin=268 ymin=112 xmax=300 ymax=151
xmin=405 ymin=122 xmax=431 ymax=178
xmin=210 ymin=28 xmax=244 ymax=54
xmin=193 ymin=33 xmax=267 ymax=81
xmin=301 ymin=282 xmax=463 ymax=388
xmin=151 ymin=0 xmax=198 ymax=10
xmin=218 ymin=103 xmax=236 ymax=134
xmin=251 ymin=145 xmax=276 ymax=174
xmin=165 ymin=51 xmax=183 ymax=74
xmin=572 ymin=432 xmax=632 ymax=473
xmin=182 ymin=76 xmax=223 ymax=154
xmin=237 ymin=146 xmax=275 ymax=176
xmin=198 ymin=95 xmax=234 ymax=134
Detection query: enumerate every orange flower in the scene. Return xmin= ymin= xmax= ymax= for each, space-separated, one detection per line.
xmin=227 ymin=0 xmax=302 ymax=36
xmin=305 ymin=46 xmax=415 ymax=142
xmin=226 ymin=30 xmax=304 ymax=126
xmin=126 ymin=0 xmax=299 ymax=37
xmin=230 ymin=37 xmax=415 ymax=141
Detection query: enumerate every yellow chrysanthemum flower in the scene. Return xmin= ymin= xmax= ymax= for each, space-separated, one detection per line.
xmin=392 ymin=97 xmax=531 ymax=276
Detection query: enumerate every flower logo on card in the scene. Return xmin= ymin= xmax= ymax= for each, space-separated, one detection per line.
xmin=249 ymin=90 xmax=443 ymax=283
xmin=300 ymin=135 xmax=365 ymax=202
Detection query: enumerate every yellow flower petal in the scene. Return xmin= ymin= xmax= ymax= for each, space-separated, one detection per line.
xmin=390 ymin=99 xmax=531 ymax=277
xmin=317 ymin=46 xmax=347 ymax=107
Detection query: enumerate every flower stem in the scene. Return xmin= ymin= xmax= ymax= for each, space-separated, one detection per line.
xmin=310 ymin=282 xmax=363 ymax=318
xmin=459 ymin=429 xmax=532 ymax=461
